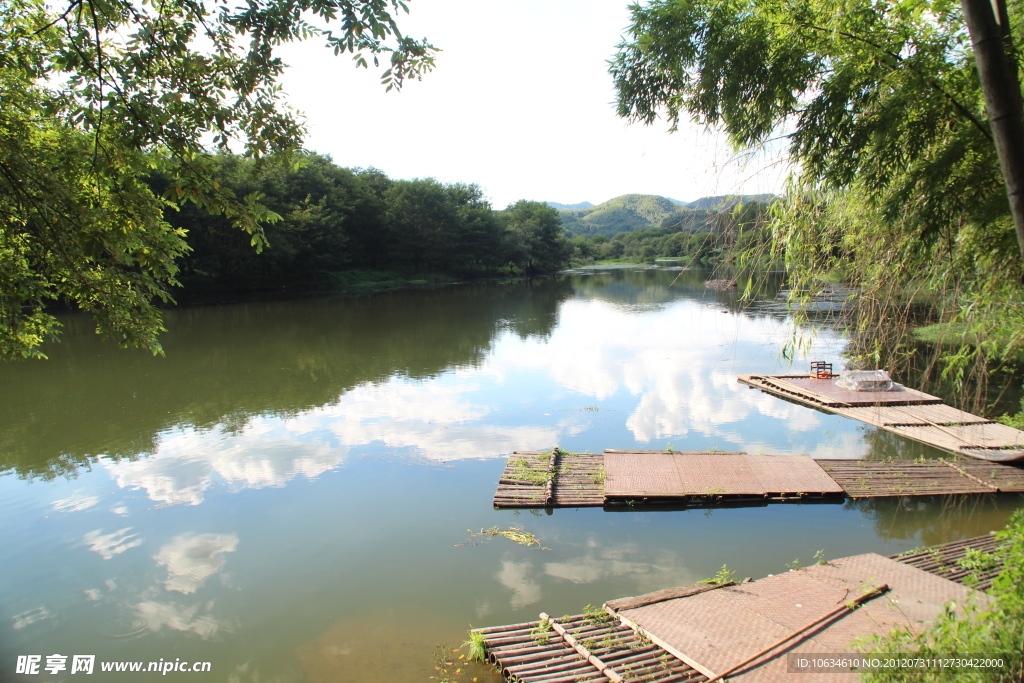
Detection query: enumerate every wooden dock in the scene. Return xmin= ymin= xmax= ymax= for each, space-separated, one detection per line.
xmin=475 ymin=535 xmax=1004 ymax=682
xmin=493 ymin=450 xmax=1024 ymax=508
xmin=739 ymin=373 xmax=1024 ymax=462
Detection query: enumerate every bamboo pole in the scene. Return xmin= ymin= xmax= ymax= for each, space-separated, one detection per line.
xmin=539 ymin=613 xmax=625 ymax=683
xmin=961 ymin=0 xmax=1024 ymax=259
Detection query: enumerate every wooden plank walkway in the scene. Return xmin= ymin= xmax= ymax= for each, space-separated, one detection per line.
xmin=494 ymin=451 xmax=1024 ymax=508
xmin=739 ymin=373 xmax=1024 ymax=462
xmin=476 ymin=535 xmax=1004 ymax=682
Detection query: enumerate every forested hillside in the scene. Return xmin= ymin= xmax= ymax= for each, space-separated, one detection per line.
xmin=560 ymin=193 xmax=775 ymax=237
xmin=569 ymin=199 xmax=776 ymax=266
xmin=156 ymin=154 xmax=572 ymax=297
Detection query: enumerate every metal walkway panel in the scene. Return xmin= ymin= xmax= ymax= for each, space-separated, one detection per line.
xmin=743 ymin=454 xmax=845 ymax=494
xmin=604 ymin=452 xmax=764 ymax=497
xmin=616 ymin=554 xmax=987 ymax=683
xmin=604 ymin=453 xmax=843 ymax=498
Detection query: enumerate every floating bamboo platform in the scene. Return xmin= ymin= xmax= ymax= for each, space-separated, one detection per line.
xmin=738 ymin=373 xmax=1024 ymax=462
xmin=477 ymin=535 xmax=1003 ymax=682
xmin=813 ymin=458 xmax=1024 ymax=497
xmin=890 ymin=533 xmax=1003 ymax=592
xmin=477 ymin=612 xmax=706 ymax=683
xmin=493 ymin=450 xmax=605 ymax=508
xmin=493 ymin=451 xmax=1024 ymax=508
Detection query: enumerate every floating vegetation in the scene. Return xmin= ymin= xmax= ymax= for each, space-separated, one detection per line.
xmin=463 ymin=631 xmax=486 ymax=662
xmin=430 ymin=643 xmax=456 ymax=682
xmin=430 ymin=643 xmax=478 ymax=683
xmin=457 ymin=526 xmax=547 ymax=549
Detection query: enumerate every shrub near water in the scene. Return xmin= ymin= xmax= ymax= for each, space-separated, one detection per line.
xmin=858 ymin=510 xmax=1024 ymax=682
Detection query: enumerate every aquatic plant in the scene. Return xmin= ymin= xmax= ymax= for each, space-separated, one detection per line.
xmin=698 ymin=564 xmax=736 ymax=586
xmin=477 ymin=526 xmax=543 ymax=548
xmin=462 ymin=631 xmax=486 ymax=663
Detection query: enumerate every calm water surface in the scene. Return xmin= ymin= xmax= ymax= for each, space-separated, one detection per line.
xmin=2 ymin=268 xmax=1020 ymax=682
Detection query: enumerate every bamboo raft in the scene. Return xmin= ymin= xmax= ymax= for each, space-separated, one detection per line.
xmin=738 ymin=373 xmax=1024 ymax=462
xmin=815 ymin=458 xmax=1024 ymax=497
xmin=493 ymin=451 xmax=1024 ymax=508
xmin=891 ymin=533 xmax=1003 ymax=592
xmin=476 ymin=535 xmax=1005 ymax=682
xmin=493 ymin=450 xmax=606 ymax=508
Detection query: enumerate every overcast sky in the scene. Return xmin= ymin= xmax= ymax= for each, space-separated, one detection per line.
xmin=276 ymin=0 xmax=791 ymax=208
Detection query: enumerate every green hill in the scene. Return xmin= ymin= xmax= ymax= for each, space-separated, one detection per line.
xmin=560 ymin=194 xmax=685 ymax=237
xmin=683 ymin=194 xmax=776 ymax=210
xmin=560 ymin=193 xmax=775 ymax=237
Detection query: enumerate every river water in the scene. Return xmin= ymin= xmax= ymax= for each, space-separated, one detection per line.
xmin=1 ymin=267 xmax=1019 ymax=682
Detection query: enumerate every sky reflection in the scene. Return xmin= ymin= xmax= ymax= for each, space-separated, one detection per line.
xmin=96 ymin=294 xmax=859 ymax=507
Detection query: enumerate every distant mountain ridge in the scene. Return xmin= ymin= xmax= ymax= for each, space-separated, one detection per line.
xmin=556 ymin=193 xmax=774 ymax=237
xmin=546 ymin=201 xmax=595 ymax=210
xmin=682 ymin=194 xmax=775 ymax=210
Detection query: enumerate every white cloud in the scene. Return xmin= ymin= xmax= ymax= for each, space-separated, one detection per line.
xmin=134 ymin=599 xmax=233 ymax=639
xmin=155 ymin=533 xmax=240 ymax=594
xmin=489 ymin=298 xmax=844 ymax=448
xmin=495 ymin=559 xmax=543 ymax=610
xmin=105 ymin=425 xmax=345 ymax=506
xmin=83 ymin=528 xmax=143 ymax=560
xmin=11 ymin=607 xmax=52 ymax=630
xmin=53 ymin=492 xmax=99 ymax=513
xmin=543 ymin=542 xmax=699 ymax=594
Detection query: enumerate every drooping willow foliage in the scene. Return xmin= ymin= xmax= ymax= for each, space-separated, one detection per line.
xmin=613 ymin=0 xmax=1024 ymax=409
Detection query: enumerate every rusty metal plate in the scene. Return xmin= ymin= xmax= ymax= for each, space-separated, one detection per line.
xmin=619 ymin=554 xmax=987 ymax=682
xmin=604 ymin=453 xmax=762 ymax=497
xmin=604 ymin=453 xmax=843 ymax=498
xmin=744 ymin=455 xmax=845 ymax=494
xmin=770 ymin=377 xmax=941 ymax=407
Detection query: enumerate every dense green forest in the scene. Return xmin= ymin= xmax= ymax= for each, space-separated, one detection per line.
xmin=153 ymin=154 xmax=573 ymax=296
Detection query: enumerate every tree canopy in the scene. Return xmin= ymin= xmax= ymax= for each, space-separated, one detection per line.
xmin=0 ymin=0 xmax=435 ymax=359
xmin=612 ymin=0 xmax=1024 ymax=378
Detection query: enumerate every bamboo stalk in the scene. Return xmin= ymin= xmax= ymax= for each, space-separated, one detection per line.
xmin=539 ymin=613 xmax=625 ymax=683
xmin=942 ymin=460 xmax=1000 ymax=491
